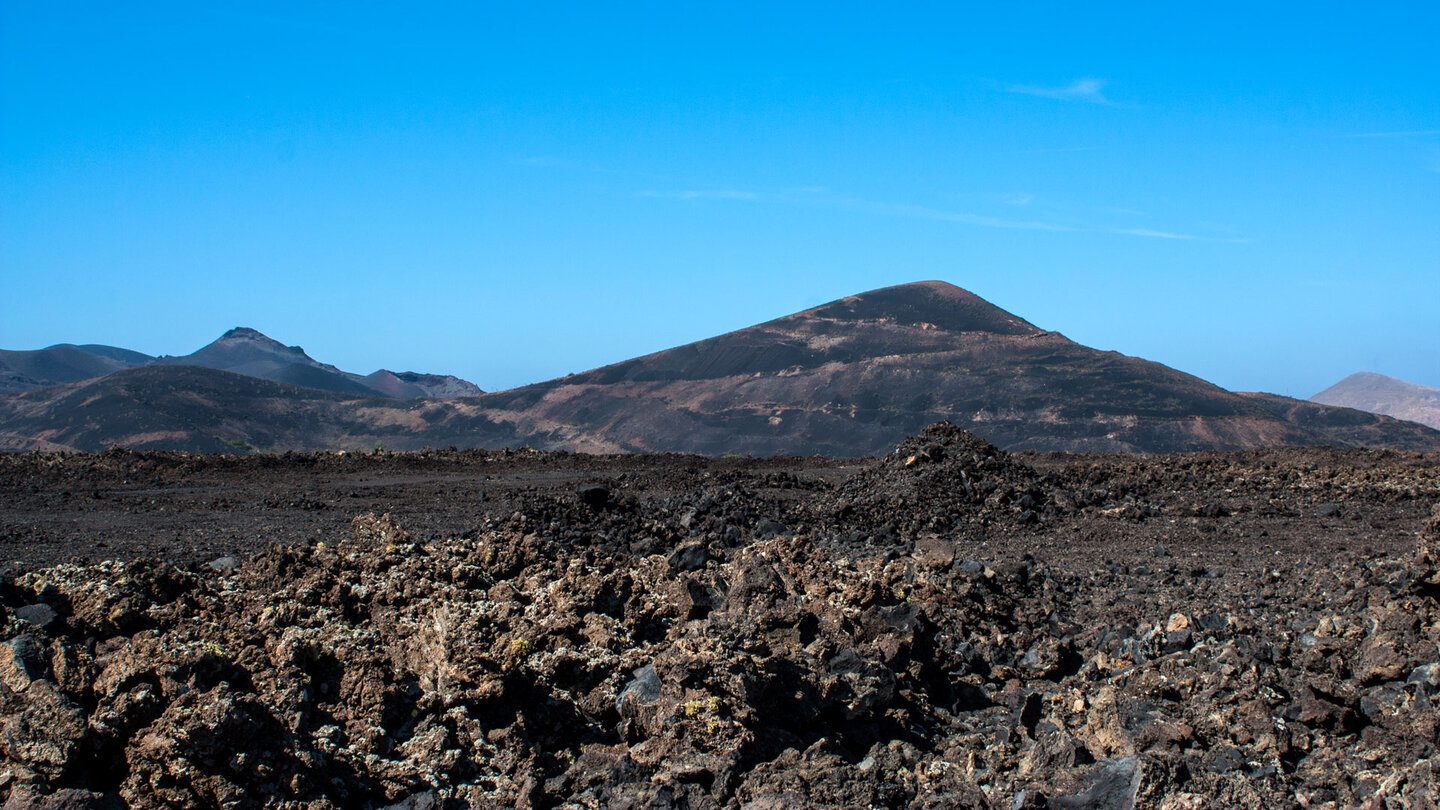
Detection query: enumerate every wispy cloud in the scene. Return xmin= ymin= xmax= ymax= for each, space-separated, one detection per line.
xmin=642 ymin=186 xmax=1208 ymax=240
xmin=638 ymin=189 xmax=758 ymax=201
xmin=881 ymin=203 xmax=1197 ymax=239
xmin=864 ymin=200 xmax=1085 ymax=233
xmin=514 ymin=155 xmax=673 ymax=181
xmin=1110 ymin=228 xmax=1194 ymax=240
xmin=513 ymin=156 xmax=575 ymax=168
xmin=1005 ymin=78 xmax=1112 ymax=104
xmin=1007 ymin=145 xmax=1106 ymax=155
xmin=1001 ymin=193 xmax=1035 ymax=207
xmin=1351 ymin=129 xmax=1440 ymax=138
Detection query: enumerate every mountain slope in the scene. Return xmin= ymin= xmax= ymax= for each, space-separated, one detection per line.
xmin=0 ymin=344 xmax=152 ymax=394
xmin=148 ymin=327 xmax=485 ymax=399
xmin=363 ymin=370 xmax=485 ymax=399
xmin=479 ymin=281 xmax=1440 ymax=455
xmin=2 ymin=329 xmax=486 ymax=401
xmin=1309 ymin=372 xmax=1440 ymax=431
xmin=151 ymin=327 xmax=381 ymax=396
xmin=0 ymin=366 xmax=531 ymax=453
xmin=2 ymin=282 xmax=1437 ymax=455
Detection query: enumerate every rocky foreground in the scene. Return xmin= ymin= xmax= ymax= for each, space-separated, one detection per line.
xmin=2 ymin=425 xmax=1439 ymax=808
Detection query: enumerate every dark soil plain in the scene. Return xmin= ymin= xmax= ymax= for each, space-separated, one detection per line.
xmin=2 ymin=424 xmax=1439 ymax=808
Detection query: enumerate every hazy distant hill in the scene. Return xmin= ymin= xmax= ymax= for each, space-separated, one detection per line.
xmin=0 ymin=344 xmax=152 ymax=395
xmin=362 ymin=370 xmax=485 ymax=399
xmin=0 ymin=366 xmax=522 ymax=453
xmin=1310 ymin=372 xmax=1440 ymax=430
xmin=1 ymin=328 xmax=482 ymax=400
xmin=3 ymin=282 xmax=1437 ymax=454
xmin=152 ymin=327 xmax=380 ymax=396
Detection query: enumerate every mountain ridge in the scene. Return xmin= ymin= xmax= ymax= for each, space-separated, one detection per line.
xmin=0 ymin=344 xmax=155 ymax=395
xmin=2 ymin=282 xmax=1437 ymax=454
xmin=1 ymin=327 xmax=482 ymax=400
xmin=477 ymin=281 xmax=1432 ymax=455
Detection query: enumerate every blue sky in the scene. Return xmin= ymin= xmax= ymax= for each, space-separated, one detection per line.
xmin=2 ymin=2 xmax=1436 ymax=396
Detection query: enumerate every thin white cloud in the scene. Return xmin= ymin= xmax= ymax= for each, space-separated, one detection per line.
xmin=639 ymin=190 xmax=758 ymax=201
xmin=513 ymin=156 xmax=575 ymax=168
xmin=1005 ymin=78 xmax=1112 ymax=104
xmin=1109 ymin=227 xmax=1194 ymax=240
xmin=1352 ymin=129 xmax=1440 ymax=138
xmin=640 ymin=186 xmax=1211 ymax=240
xmin=515 ymin=156 xmax=673 ymax=181
xmin=1008 ymin=145 xmax=1106 ymax=154
xmin=866 ymin=200 xmax=1083 ymax=233
xmin=817 ymin=196 xmax=1202 ymax=239
xmin=1001 ymin=193 xmax=1035 ymax=207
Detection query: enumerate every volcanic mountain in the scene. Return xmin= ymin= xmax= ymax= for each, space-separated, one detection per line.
xmin=157 ymin=328 xmax=485 ymax=398
xmin=1311 ymin=372 xmax=1440 ymax=431
xmin=151 ymin=327 xmax=385 ymax=396
xmin=478 ymin=281 xmax=1440 ymax=455
xmin=2 ymin=282 xmax=1437 ymax=454
xmin=0 ymin=344 xmax=152 ymax=395
xmin=361 ymin=369 xmax=485 ymax=399
xmin=0 ymin=365 xmax=527 ymax=453
xmin=1 ymin=328 xmax=482 ymax=400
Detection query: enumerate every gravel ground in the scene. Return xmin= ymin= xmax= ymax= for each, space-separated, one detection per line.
xmin=1 ymin=424 xmax=1438 ymax=808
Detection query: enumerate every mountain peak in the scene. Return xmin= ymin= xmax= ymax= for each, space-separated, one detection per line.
xmin=792 ymin=281 xmax=1044 ymax=336
xmin=219 ymin=327 xmax=279 ymax=343
xmin=1310 ymin=371 xmax=1440 ymax=430
xmin=205 ymin=327 xmax=309 ymax=358
xmin=170 ymin=327 xmax=317 ymax=368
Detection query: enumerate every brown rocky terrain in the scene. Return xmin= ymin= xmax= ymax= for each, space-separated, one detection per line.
xmin=4 ymin=283 xmax=1439 ymax=456
xmin=2 ymin=426 xmax=1439 ymax=807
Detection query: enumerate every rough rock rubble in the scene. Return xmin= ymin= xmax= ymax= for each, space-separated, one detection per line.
xmin=0 ymin=424 xmax=1438 ymax=808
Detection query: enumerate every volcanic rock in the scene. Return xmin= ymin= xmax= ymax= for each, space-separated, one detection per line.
xmin=0 ymin=425 xmax=1436 ymax=806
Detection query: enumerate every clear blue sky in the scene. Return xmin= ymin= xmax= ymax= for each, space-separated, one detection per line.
xmin=3 ymin=2 xmax=1437 ymax=396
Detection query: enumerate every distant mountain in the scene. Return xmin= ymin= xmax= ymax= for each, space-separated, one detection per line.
xmin=72 ymin=344 xmax=155 ymax=365
xmin=0 ymin=344 xmax=153 ymax=395
xmin=3 ymin=283 xmax=1437 ymax=454
xmin=0 ymin=366 xmax=523 ymax=453
xmin=1310 ymin=372 xmax=1440 ymax=431
xmin=153 ymin=327 xmax=379 ymax=396
xmin=363 ymin=370 xmax=485 ymax=399
xmin=1 ymin=327 xmax=482 ymax=400
xmin=477 ymin=281 xmax=1440 ymax=455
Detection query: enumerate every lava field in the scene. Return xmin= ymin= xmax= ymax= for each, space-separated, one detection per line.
xmin=1 ymin=423 xmax=1439 ymax=808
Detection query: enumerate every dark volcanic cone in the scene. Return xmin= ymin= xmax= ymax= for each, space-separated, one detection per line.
xmin=0 ymin=344 xmax=151 ymax=394
xmin=480 ymin=281 xmax=1440 ymax=455
xmin=154 ymin=327 xmax=379 ymax=396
